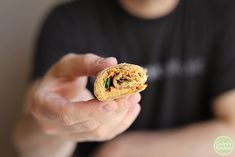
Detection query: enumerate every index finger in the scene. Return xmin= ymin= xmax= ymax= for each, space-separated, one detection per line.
xmin=48 ymin=53 xmax=117 ymax=78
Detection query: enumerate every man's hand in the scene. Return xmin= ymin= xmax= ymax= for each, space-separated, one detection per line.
xmin=28 ymin=53 xmax=141 ymax=142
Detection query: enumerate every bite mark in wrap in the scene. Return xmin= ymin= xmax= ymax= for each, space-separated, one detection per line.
xmin=94 ymin=63 xmax=148 ymax=101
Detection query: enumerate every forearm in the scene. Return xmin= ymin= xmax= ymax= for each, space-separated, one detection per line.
xmin=13 ymin=113 xmax=76 ymax=157
xmin=137 ymin=120 xmax=235 ymax=157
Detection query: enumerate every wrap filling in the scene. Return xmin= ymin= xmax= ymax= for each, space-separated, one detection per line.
xmin=104 ymin=68 xmax=145 ymax=91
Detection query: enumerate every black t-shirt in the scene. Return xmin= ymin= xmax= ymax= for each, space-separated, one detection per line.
xmin=33 ymin=0 xmax=235 ymax=156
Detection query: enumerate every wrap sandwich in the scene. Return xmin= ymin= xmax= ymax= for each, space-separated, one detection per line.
xmin=94 ymin=63 xmax=148 ymax=101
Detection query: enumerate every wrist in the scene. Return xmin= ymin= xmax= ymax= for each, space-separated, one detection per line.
xmin=13 ymin=113 xmax=77 ymax=157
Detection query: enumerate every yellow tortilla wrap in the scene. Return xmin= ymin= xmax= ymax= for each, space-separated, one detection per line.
xmin=94 ymin=63 xmax=148 ymax=101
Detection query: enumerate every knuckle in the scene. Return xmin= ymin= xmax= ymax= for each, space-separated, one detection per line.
xmin=84 ymin=53 xmax=99 ymax=62
xmin=49 ymin=104 xmax=75 ymax=126
xmin=42 ymin=128 xmax=54 ymax=135
xmin=30 ymin=90 xmax=39 ymax=105
xmin=58 ymin=53 xmax=77 ymax=65
xmin=117 ymin=99 xmax=128 ymax=110
xmin=30 ymin=93 xmax=47 ymax=117
xmin=84 ymin=53 xmax=94 ymax=58
xmin=59 ymin=112 xmax=75 ymax=126
xmin=93 ymin=128 xmax=107 ymax=140
xmin=64 ymin=53 xmax=77 ymax=59
xmin=109 ymin=101 xmax=118 ymax=110
xmin=92 ymin=127 xmax=115 ymax=141
xmin=29 ymin=95 xmax=42 ymax=117
xmin=40 ymin=125 xmax=57 ymax=135
xmin=30 ymin=106 xmax=40 ymax=118
xmin=34 ymin=90 xmax=46 ymax=106
xmin=81 ymin=120 xmax=99 ymax=131
xmin=105 ymin=134 xmax=116 ymax=141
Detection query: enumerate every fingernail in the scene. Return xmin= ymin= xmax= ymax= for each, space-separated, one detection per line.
xmin=106 ymin=57 xmax=117 ymax=64
xmin=100 ymin=103 xmax=115 ymax=113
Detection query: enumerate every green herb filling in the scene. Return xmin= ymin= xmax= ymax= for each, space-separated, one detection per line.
xmin=104 ymin=77 xmax=112 ymax=89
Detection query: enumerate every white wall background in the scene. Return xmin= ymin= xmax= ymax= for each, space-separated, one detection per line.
xmin=0 ymin=0 xmax=63 ymax=156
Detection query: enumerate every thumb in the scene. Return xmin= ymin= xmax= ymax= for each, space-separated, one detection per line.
xmin=48 ymin=53 xmax=117 ymax=78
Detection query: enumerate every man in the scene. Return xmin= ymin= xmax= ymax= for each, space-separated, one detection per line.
xmin=13 ymin=0 xmax=235 ymax=157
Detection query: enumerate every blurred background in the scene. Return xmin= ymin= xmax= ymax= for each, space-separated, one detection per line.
xmin=0 ymin=0 xmax=65 ymax=156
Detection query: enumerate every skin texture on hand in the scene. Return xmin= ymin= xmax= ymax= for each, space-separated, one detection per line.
xmin=28 ymin=53 xmax=141 ymax=142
